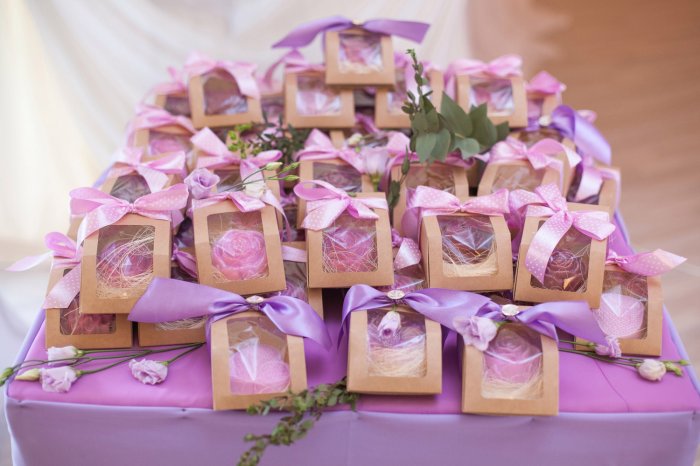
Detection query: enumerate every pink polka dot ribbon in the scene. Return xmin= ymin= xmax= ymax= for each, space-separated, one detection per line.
xmin=192 ymin=127 xmax=281 ymax=177
xmin=293 ymin=180 xmax=387 ymax=231
xmin=488 ymin=136 xmax=581 ymax=185
xmin=294 ymin=129 xmax=366 ymax=174
xmin=127 ymin=104 xmax=196 ymax=138
xmin=108 ymin=147 xmax=187 ymax=193
xmin=391 ymin=229 xmax=422 ymax=271
xmin=445 ymin=54 xmax=523 ymax=98
xmin=525 ymin=71 xmax=567 ymax=96
xmin=607 ymin=249 xmax=686 ymax=277
xmin=410 ymin=186 xmax=511 ymax=218
xmin=523 ymin=183 xmax=616 ymax=284
xmin=572 ymin=153 xmax=621 ymax=207
xmin=70 ymin=183 xmax=189 ymax=246
xmin=184 ymin=52 xmax=260 ymax=100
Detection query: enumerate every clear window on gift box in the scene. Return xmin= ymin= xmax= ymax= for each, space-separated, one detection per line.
xmin=481 ymin=325 xmax=544 ymax=400
xmin=406 ymin=163 xmax=456 ymax=193
xmin=338 ymin=31 xmax=384 ymax=74
xmin=530 ymin=223 xmax=591 ymax=293
xmin=322 ymin=213 xmax=378 ymax=274
xmin=492 ymin=164 xmax=546 ymax=192
xmin=109 ymin=174 xmax=151 ymax=203
xmin=379 ymin=263 xmax=426 ymax=294
xmin=514 ymin=128 xmax=563 ymax=146
xmin=366 ymin=308 xmax=427 ymax=378
xmin=207 ymin=211 xmax=270 ymax=283
xmin=59 ymin=294 xmax=117 ymax=336
xmin=202 ymin=70 xmax=249 ymax=116
xmin=163 ymin=93 xmax=191 ymax=117
xmin=261 ymin=93 xmax=284 ymax=122
xmin=227 ymin=316 xmax=291 ymax=396
xmin=95 ymin=224 xmax=156 ymax=300
xmin=296 ymin=74 xmax=342 ymax=116
xmin=595 ymin=270 xmax=648 ymax=340
xmin=438 ymin=215 xmax=498 ymax=278
xmin=148 ymin=129 xmax=192 ymax=156
xmin=469 ymin=77 xmax=515 ymax=116
xmin=313 ymin=161 xmax=363 ymax=192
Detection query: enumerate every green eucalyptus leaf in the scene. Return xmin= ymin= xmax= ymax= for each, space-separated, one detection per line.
xmin=440 ymin=92 xmax=472 ymax=137
xmin=495 ymin=122 xmax=510 ymax=141
xmin=416 ymin=133 xmax=437 ymax=163
xmin=425 ymin=108 xmax=440 ymax=132
xmin=472 ymin=116 xmax=497 ymax=147
xmin=469 ymin=103 xmax=488 ymax=121
xmin=412 ymin=112 xmax=428 ymax=132
xmin=430 ymin=128 xmax=451 ymax=162
xmin=453 ymin=137 xmax=481 ymax=158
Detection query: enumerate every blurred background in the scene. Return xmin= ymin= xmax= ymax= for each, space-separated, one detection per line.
xmin=1 ymin=0 xmax=699 ymax=464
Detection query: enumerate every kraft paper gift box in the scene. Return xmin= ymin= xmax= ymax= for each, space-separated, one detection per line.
xmin=211 ymin=309 xmax=307 ymax=410
xmin=514 ymin=202 xmax=612 ymax=308
xmin=477 ymin=137 xmax=576 ymax=197
xmin=193 ymin=200 xmax=285 ymax=295
xmin=567 ymin=162 xmax=621 ymax=214
xmin=390 ymin=161 xmax=470 ymax=236
xmin=284 ymin=70 xmax=355 ymax=128
xmin=375 ymin=58 xmax=444 ymax=129
xmin=416 ymin=191 xmax=514 ymax=292
xmin=449 ymin=55 xmax=528 ymax=128
xmin=152 ymin=68 xmax=191 ymax=117
xmin=346 ymin=303 xmax=442 ymax=394
xmin=461 ymin=320 xmax=558 ymax=416
xmin=80 ymin=214 xmax=173 ymax=314
xmin=129 ymin=106 xmax=196 ymax=163
xmin=45 ymin=265 xmax=133 ymax=349
xmin=525 ymin=71 xmax=566 ymax=122
xmin=185 ymin=54 xmax=263 ymax=129
xmin=324 ymin=27 xmax=395 ymax=86
xmin=300 ymin=190 xmax=394 ymax=289
xmin=271 ymin=242 xmax=324 ymax=318
xmin=137 ymin=257 xmax=207 ymax=347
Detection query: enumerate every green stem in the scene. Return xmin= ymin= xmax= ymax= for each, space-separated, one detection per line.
xmin=558 ymin=348 xmax=639 ymax=367
xmin=163 ymin=343 xmax=204 ymax=365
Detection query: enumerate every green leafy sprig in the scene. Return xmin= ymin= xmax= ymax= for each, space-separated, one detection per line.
xmin=238 ymin=378 xmax=359 ymax=466
xmin=403 ymin=49 xmax=509 ymax=164
xmin=387 ymin=151 xmax=411 ymax=211
xmin=227 ymin=118 xmax=310 ymax=166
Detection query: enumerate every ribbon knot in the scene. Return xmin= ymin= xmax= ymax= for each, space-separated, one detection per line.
xmin=489 ymin=137 xmax=580 ymax=178
xmin=129 ymin=278 xmax=331 ymax=349
xmin=523 ymin=183 xmax=616 ymax=284
xmin=272 ymin=16 xmax=430 ymax=48
xmin=184 ymin=52 xmax=260 ymax=100
xmin=129 ymin=105 xmax=196 ymax=137
xmin=445 ymin=55 xmax=522 ymax=98
xmin=409 ymin=186 xmax=510 ymax=218
xmin=295 ymin=129 xmax=365 ymax=173
xmin=294 ymin=180 xmax=387 ymax=230
xmin=525 ymin=71 xmax=566 ymax=96
xmin=607 ymin=250 xmax=686 ymax=277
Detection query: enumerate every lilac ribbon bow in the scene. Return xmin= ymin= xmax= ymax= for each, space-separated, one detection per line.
xmin=184 ymin=52 xmax=260 ymax=100
xmin=607 ymin=250 xmax=686 ymax=276
xmin=341 ymin=285 xmax=607 ymax=348
xmin=70 ymin=184 xmax=189 ymax=245
xmin=295 ymin=129 xmax=365 ymax=173
xmin=521 ymin=183 xmax=616 ymax=284
xmin=545 ymin=105 xmax=611 ymax=165
xmin=272 ymin=16 xmax=430 ymax=48
xmin=488 ymin=137 xmax=581 ymax=184
xmin=191 ymin=127 xmax=282 ymax=177
xmin=391 ymin=229 xmax=421 ymax=271
xmin=129 ymin=278 xmax=331 ymax=349
xmin=293 ymin=180 xmax=387 ymax=230
xmin=526 ymin=71 xmax=566 ymax=96
xmin=109 ymin=147 xmax=187 ymax=192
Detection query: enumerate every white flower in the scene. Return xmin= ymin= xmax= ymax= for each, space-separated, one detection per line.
xmin=347 ymin=133 xmax=363 ymax=147
xmin=263 ymin=161 xmax=283 ymax=171
xmin=40 ymin=366 xmax=79 ymax=393
xmin=362 ymin=147 xmax=389 ymax=177
xmin=129 ymin=359 xmax=168 ymax=385
xmin=244 ymin=179 xmax=266 ymax=199
xmin=453 ymin=316 xmax=498 ymax=352
xmin=637 ymin=359 xmax=666 ymax=381
xmin=47 ymin=346 xmax=82 ymax=365
xmin=14 ymin=368 xmax=41 ymax=381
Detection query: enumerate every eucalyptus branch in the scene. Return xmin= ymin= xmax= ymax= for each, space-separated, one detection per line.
xmin=238 ymin=378 xmax=359 ymax=466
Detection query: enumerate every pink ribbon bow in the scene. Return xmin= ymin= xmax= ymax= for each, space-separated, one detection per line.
xmin=526 ymin=71 xmax=566 ymax=96
xmin=70 ymin=184 xmax=189 ymax=245
xmin=150 ymin=67 xmax=188 ymax=97
xmin=445 ymin=54 xmax=522 ymax=97
xmin=184 ymin=52 xmax=260 ymax=100
xmin=488 ymin=137 xmax=581 ymax=188
xmin=293 ymin=180 xmax=387 ymax=231
xmin=295 ymin=129 xmax=365 ymax=173
xmin=572 ymin=154 xmax=620 ymax=206
xmin=6 ymin=232 xmax=80 ymax=272
xmin=523 ymin=183 xmax=616 ymax=284
xmin=607 ymin=250 xmax=686 ymax=277
xmin=191 ymin=127 xmax=282 ymax=178
xmin=409 ymin=186 xmax=510 ymax=218
xmin=108 ymin=147 xmax=187 ymax=192
xmin=391 ymin=229 xmax=421 ymax=271
xmin=128 ymin=105 xmax=196 ymax=138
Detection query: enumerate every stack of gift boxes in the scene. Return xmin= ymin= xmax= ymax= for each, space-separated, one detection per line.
xmin=24 ymin=18 xmax=684 ymax=415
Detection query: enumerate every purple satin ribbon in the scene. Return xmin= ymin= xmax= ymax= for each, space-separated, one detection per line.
xmin=341 ymin=284 xmax=607 ymax=346
xmin=129 ymin=278 xmax=331 ymax=349
xmin=548 ymin=105 xmax=611 ymax=165
xmin=272 ymin=16 xmax=430 ymax=48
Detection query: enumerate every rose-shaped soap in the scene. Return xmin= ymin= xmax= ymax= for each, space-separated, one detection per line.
xmin=229 ymin=341 xmax=290 ymax=395
xmin=322 ymin=215 xmax=378 ymax=273
xmin=533 ymin=228 xmax=590 ymax=292
xmin=97 ymin=237 xmax=154 ymax=287
xmin=202 ymin=70 xmax=248 ymax=116
xmin=211 ymin=229 xmax=269 ymax=281
xmin=484 ymin=326 xmax=543 ymax=385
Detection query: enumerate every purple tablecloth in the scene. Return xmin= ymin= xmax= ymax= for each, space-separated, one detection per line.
xmin=5 ymin=215 xmax=700 ymax=465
